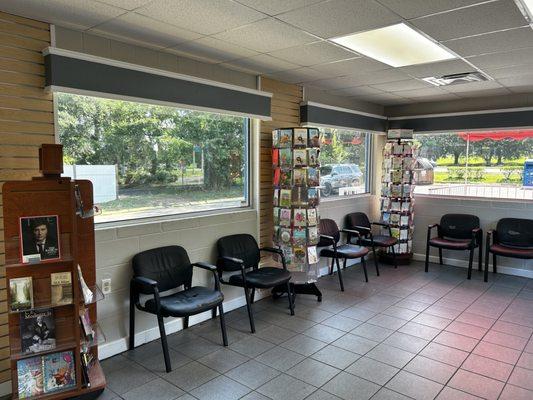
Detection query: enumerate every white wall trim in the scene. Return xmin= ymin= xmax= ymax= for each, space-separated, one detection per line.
xmin=388 ymin=106 xmax=533 ymax=120
xmin=301 ymin=101 xmax=387 ymax=120
xmin=414 ymin=193 xmax=533 ymax=204
xmin=413 ymin=253 xmax=533 ymax=279
xmin=44 ymin=47 xmax=272 ymax=98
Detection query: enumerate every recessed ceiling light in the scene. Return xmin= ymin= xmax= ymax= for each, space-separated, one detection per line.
xmin=331 ymin=23 xmax=457 ymax=68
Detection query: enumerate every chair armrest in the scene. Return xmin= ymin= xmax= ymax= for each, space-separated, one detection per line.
xmin=218 ymin=255 xmax=244 ymax=268
xmin=320 ymin=234 xmax=335 ymax=243
xmin=131 ymin=276 xmax=158 ymax=293
xmin=471 ymin=228 xmax=482 ymax=246
xmin=486 ymin=229 xmax=496 ymax=245
xmin=353 ymin=225 xmax=371 ymax=233
xmin=427 ymin=223 xmax=438 ymax=243
xmin=341 ymin=228 xmax=362 ymax=238
xmin=192 ymin=262 xmax=221 ymax=290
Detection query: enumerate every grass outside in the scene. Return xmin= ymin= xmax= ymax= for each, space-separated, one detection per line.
xmin=436 ymin=155 xmax=528 ymax=167
xmin=434 ymin=171 xmax=523 ymax=184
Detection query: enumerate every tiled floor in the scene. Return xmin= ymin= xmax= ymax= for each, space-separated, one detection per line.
xmin=99 ymin=261 xmax=533 ymax=400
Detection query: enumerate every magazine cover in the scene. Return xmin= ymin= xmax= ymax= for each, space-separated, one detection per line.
xmin=20 ymin=309 xmax=56 ymax=354
xmin=293 ymin=168 xmax=307 ymax=186
xmin=17 ymin=356 xmax=44 ymax=398
xmin=273 ymin=189 xmax=279 ymax=206
xmin=272 ymin=148 xmax=279 ymax=166
xmin=308 ymin=226 xmax=319 ymax=245
xmin=279 ymin=129 xmax=292 ymax=147
xmin=307 ymin=208 xmax=318 ymax=226
xmin=291 ymin=187 xmax=308 ymax=206
xmin=307 ymin=149 xmax=319 ymax=166
xmin=43 ymin=351 xmax=76 ymax=393
xmin=10 ymin=277 xmax=33 ymax=312
xmin=307 ymin=167 xmax=319 ymax=186
xmin=307 ymin=246 xmax=319 ymax=264
xmin=390 ymin=213 xmax=400 ymax=225
xmin=293 ymin=209 xmax=307 ymax=227
xmin=293 ymin=128 xmax=308 ymax=147
xmin=281 ymin=245 xmax=293 ymax=265
xmin=272 ymin=130 xmax=279 ymax=148
xmin=279 ymin=148 xmax=292 ymax=167
xmin=280 ymin=169 xmax=292 ymax=187
xmin=279 ymin=209 xmax=292 ymax=227
xmin=273 ymin=168 xmax=281 ymax=187
xmin=20 ymin=215 xmax=61 ymax=263
xmin=280 ymin=228 xmax=292 ymax=244
xmin=292 ymin=228 xmax=307 ymax=245
xmin=293 ymin=149 xmax=307 ymax=166
xmin=400 ymin=215 xmax=410 ymax=226
xmin=51 ymin=272 xmax=73 ymax=306
xmin=309 ymin=128 xmax=320 ymax=147
xmin=293 ymin=246 xmax=306 ymax=264
xmin=273 ymin=207 xmax=280 ymax=225
xmin=308 ymin=188 xmax=319 ymax=207
xmin=280 ymin=189 xmax=292 ymax=207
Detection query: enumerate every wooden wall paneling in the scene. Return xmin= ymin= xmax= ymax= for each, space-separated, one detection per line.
xmin=0 ymin=11 xmax=52 ymax=386
xmin=258 ymin=77 xmax=302 ymax=247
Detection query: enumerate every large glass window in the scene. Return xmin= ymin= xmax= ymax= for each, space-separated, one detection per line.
xmin=318 ymin=128 xmax=369 ymax=198
xmin=413 ymin=131 xmax=533 ymax=200
xmin=57 ymin=93 xmax=250 ymax=223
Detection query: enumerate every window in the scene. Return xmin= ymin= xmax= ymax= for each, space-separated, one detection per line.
xmin=57 ymin=93 xmax=250 ymax=223
xmin=318 ymin=128 xmax=369 ymax=198
xmin=413 ymin=131 xmax=533 ymax=200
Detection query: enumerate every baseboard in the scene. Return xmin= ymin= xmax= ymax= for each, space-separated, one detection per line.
xmin=98 ymin=290 xmax=271 ymax=360
xmin=413 ymin=253 xmax=533 ymax=279
xmin=0 ymin=380 xmax=11 ymax=397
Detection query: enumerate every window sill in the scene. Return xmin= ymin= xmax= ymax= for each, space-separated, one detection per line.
xmin=321 ymin=192 xmax=372 ymax=203
xmin=94 ymin=205 xmax=254 ymax=231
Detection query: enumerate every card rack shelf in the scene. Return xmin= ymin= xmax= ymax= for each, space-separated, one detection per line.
xmin=379 ymin=139 xmax=417 ymax=264
xmin=3 ymin=144 xmax=106 ymax=399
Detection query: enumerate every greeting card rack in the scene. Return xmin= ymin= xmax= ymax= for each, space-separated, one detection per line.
xmin=271 ymin=127 xmax=322 ymax=301
xmin=379 ymin=137 xmax=417 ymax=265
xmin=3 ymin=144 xmax=106 ymax=399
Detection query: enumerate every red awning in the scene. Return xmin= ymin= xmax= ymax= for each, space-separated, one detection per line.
xmin=458 ymin=130 xmax=533 ymax=142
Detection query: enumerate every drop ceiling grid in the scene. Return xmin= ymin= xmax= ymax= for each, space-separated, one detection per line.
xmin=1 ymin=0 xmax=533 ymax=105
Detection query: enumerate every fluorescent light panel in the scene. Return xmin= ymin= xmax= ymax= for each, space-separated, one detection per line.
xmin=331 ymin=23 xmax=457 ymax=68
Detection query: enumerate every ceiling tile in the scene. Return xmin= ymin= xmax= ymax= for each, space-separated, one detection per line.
xmin=137 ymin=0 xmax=265 ymax=35
xmin=96 ymin=0 xmax=152 ymax=10
xmin=376 ymin=0 xmax=485 ymax=19
xmin=410 ymin=0 xmax=528 ymax=41
xmin=220 ymin=54 xmax=300 ymax=74
xmin=311 ymin=57 xmax=390 ymax=76
xmin=401 ymin=93 xmax=461 ymax=103
xmin=214 ymin=18 xmax=317 ymax=53
xmin=267 ymin=41 xmax=358 ymax=67
xmin=345 ymin=69 xmax=414 ymax=85
xmin=444 ymin=27 xmax=533 ymax=57
xmin=356 ymin=92 xmax=409 ymax=105
xmin=392 ymin=87 xmax=449 ymax=98
xmin=399 ymin=59 xmax=475 ymax=78
xmin=370 ymin=79 xmax=431 ymax=92
xmin=441 ymin=79 xmax=504 ymax=93
xmin=325 ymin=85 xmax=385 ymax=97
xmin=234 ymin=0 xmax=325 ymax=15
xmin=277 ymin=0 xmax=402 ymax=38
xmin=91 ymin=12 xmax=202 ymax=48
xmin=498 ymin=74 xmax=533 ymax=87
xmin=304 ymin=75 xmax=369 ymax=90
xmin=506 ymin=84 xmax=533 ymax=93
xmin=0 ymin=0 xmax=125 ymax=29
xmin=467 ymin=47 xmax=533 ymax=70
xmin=266 ymin=67 xmax=329 ymax=84
xmin=487 ymin=64 xmax=533 ymax=79
xmin=453 ymin=87 xmax=512 ymax=98
xmin=169 ymin=37 xmax=258 ymax=63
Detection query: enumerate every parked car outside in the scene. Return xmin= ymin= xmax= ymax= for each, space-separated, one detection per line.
xmin=320 ymin=164 xmax=363 ymax=197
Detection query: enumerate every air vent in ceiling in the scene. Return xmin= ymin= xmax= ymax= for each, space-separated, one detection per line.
xmin=422 ymin=71 xmax=489 ymax=87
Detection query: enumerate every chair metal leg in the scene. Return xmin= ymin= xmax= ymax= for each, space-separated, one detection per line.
xmin=372 ymin=245 xmax=380 ymax=276
xmin=129 ymin=293 xmax=135 ymax=350
xmin=439 ymin=248 xmax=443 ymax=265
xmin=336 ymin=258 xmax=345 ymax=292
xmin=211 ymin=307 xmax=217 ymax=319
xmin=467 ymin=248 xmax=474 ymax=280
xmin=250 ymin=288 xmax=255 ymax=304
xmin=157 ymin=315 xmax=171 ymax=373
xmin=425 ymin=242 xmax=430 ymax=273
xmin=391 ymin=245 xmax=398 ymax=269
xmin=183 ymin=316 xmax=189 ymax=329
xmin=218 ymin=303 xmax=228 ymax=346
xmin=485 ymin=241 xmax=490 ymax=283
xmin=478 ymin=236 xmax=483 ymax=272
xmin=362 ymin=257 xmax=368 ymax=282
xmin=286 ymin=282 xmax=295 ymax=316
xmin=329 ymin=258 xmax=334 ymax=275
xmin=244 ymin=287 xmax=256 ymax=333
xmin=493 ymin=254 xmax=497 ymax=274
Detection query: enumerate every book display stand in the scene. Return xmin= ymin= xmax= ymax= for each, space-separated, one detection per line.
xmin=271 ymin=127 xmax=322 ymax=301
xmin=3 ymin=144 xmax=106 ymax=399
xmin=379 ymin=137 xmax=417 ymax=265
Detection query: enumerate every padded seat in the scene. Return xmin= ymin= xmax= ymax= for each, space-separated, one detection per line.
xmin=429 ymin=237 xmax=473 ymax=250
xmin=228 ymin=267 xmax=291 ymax=288
xmin=320 ymin=244 xmax=369 ymax=259
xmin=145 ymin=286 xmax=224 ymax=317
xmin=489 ymin=244 xmax=533 ymax=259
xmin=358 ymin=235 xmax=397 ymax=247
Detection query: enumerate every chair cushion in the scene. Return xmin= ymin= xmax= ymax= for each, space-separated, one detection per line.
xmin=320 ymin=244 xmax=369 ymax=259
xmin=429 ymin=237 xmax=473 ymax=250
xmin=228 ymin=267 xmax=291 ymax=289
xmin=358 ymin=235 xmax=397 ymax=247
xmin=490 ymin=244 xmax=533 ymax=259
xmin=145 ymin=286 xmax=223 ymax=317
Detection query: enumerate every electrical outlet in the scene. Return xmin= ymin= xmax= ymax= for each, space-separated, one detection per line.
xmin=101 ymin=278 xmax=112 ymax=294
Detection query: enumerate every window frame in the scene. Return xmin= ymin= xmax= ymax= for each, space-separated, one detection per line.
xmin=54 ymin=92 xmax=253 ymax=227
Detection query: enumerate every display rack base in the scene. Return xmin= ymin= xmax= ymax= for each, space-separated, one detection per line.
xmin=272 ymin=282 xmax=322 ymax=302
xmin=379 ymin=252 xmax=412 ymax=265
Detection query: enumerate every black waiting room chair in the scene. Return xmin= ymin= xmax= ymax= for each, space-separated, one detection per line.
xmin=485 ymin=218 xmax=533 ymax=282
xmin=345 ymin=212 xmax=398 ymax=273
xmin=216 ymin=234 xmax=293 ymax=333
xmin=426 ymin=213 xmax=482 ymax=279
xmin=129 ymin=245 xmax=227 ymax=373
xmin=318 ymin=218 xmax=370 ymax=290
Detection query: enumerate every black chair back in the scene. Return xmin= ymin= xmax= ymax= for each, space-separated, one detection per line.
xmin=440 ymin=214 xmax=479 ymax=239
xmin=318 ymin=219 xmax=341 ymax=246
xmin=345 ymin=212 xmax=371 ymax=231
xmin=217 ymin=234 xmax=260 ymax=271
xmin=132 ymin=246 xmax=192 ymax=293
xmin=496 ymin=218 xmax=533 ymax=248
